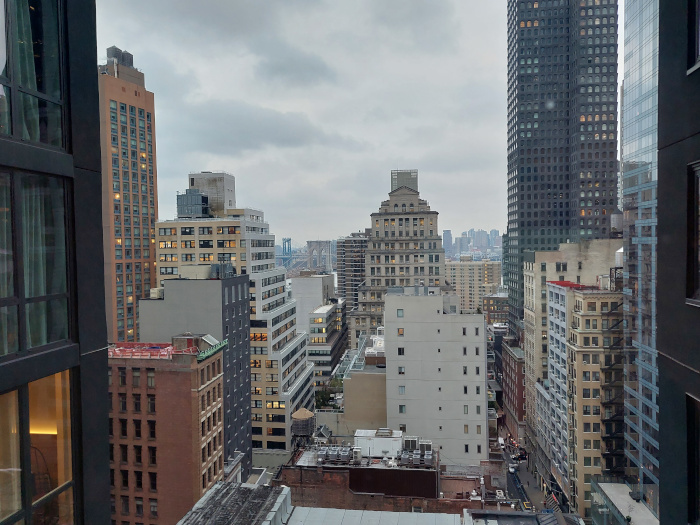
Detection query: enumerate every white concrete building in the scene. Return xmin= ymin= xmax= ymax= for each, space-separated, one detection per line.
xmin=384 ymin=287 xmax=488 ymax=466
xmin=289 ymin=274 xmax=335 ymax=335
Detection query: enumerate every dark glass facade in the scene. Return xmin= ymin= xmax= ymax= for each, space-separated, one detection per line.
xmin=505 ymin=0 xmax=620 ymax=330
xmin=0 ymin=0 xmax=108 ymax=523
xmin=657 ymin=2 xmax=700 ymax=523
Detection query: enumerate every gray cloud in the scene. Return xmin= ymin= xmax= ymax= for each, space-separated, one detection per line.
xmin=97 ymin=0 xmax=508 ymax=242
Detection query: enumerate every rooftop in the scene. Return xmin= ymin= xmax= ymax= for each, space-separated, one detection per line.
xmin=288 ymin=508 xmax=461 ymax=525
xmin=546 ymin=281 xmax=591 ymax=289
xmin=595 ymin=483 xmax=658 ymax=525
xmin=176 ymin=483 xmax=289 ymax=525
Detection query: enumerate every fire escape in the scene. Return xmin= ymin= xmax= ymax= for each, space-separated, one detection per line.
xmin=600 ymin=267 xmax=625 ymax=475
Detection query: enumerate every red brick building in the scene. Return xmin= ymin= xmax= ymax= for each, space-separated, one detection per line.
xmin=502 ymin=339 xmax=526 ymax=443
xmin=483 ymin=292 xmax=508 ymax=324
xmin=108 ymin=334 xmax=226 ymax=524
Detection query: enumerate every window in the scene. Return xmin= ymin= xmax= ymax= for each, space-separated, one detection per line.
xmin=133 ymin=368 xmax=141 ymax=387
xmin=147 ymin=369 xmax=155 ymax=387
xmin=398 ymin=366 xmax=405 ymax=375
xmin=464 ymin=425 xmax=469 ymax=433
xmin=398 ymin=347 xmax=405 ymax=356
xmin=135 ymin=497 xmax=143 ymax=516
xmin=398 ymin=386 xmax=405 ymax=395
xmin=148 ymin=420 xmax=156 ymax=439
xmin=148 ymin=447 xmax=157 ymax=465
xmin=133 ymin=394 xmax=141 ymax=412
xmin=149 ymin=472 xmax=157 ymax=491
xmin=463 ymin=405 xmax=469 ymax=414
xmin=149 ymin=499 xmax=158 ymax=517
xmin=398 ymin=404 xmax=406 ymax=414
xmin=464 ymin=444 xmax=469 ymax=453
xmin=397 ymin=309 xmax=404 ymax=317
xmin=147 ymin=394 xmax=156 ymax=413
xmin=397 ymin=328 xmax=404 ymax=336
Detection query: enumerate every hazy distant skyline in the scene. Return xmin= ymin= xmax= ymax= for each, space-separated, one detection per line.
xmin=97 ymin=1 xmax=509 ymax=242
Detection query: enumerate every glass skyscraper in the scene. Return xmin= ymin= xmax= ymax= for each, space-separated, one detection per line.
xmin=621 ymin=0 xmax=660 ymax=516
xmin=505 ymin=0 xmax=621 ymax=332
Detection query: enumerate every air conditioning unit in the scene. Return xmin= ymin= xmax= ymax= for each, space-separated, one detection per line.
xmin=403 ymin=436 xmax=418 ymax=451
xmin=419 ymin=440 xmax=433 ymax=454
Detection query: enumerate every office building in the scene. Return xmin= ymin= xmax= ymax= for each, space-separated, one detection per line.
xmin=188 ymin=172 xmax=236 ymax=216
xmin=385 ymin=288 xmax=488 ymax=466
xmin=502 ymin=339 xmax=525 ymax=443
xmin=0 ymin=2 xmax=109 ymax=522
xmin=289 ymin=273 xmax=335 ymax=335
xmin=505 ymin=0 xmax=620 ymax=332
xmin=621 ymin=0 xmax=660 ymax=516
xmin=349 ymin=173 xmax=445 ymax=349
xmin=154 ymin=176 xmax=314 ymax=451
xmin=307 ymin=299 xmax=347 ymax=385
xmin=337 ymin=231 xmax=369 ymax=313
xmin=656 ymin=3 xmax=700 ymax=523
xmin=483 ymin=292 xmax=509 ymax=324
xmin=443 ymin=229 xmax=454 ymax=259
xmin=108 ymin=334 xmax=229 ymax=524
xmin=139 ymin=268 xmax=252 ymax=476
xmin=99 ymin=46 xmax=158 ymax=343
xmin=390 ymin=169 xmax=418 ymax=192
xmin=521 ymin=239 xmax=622 ymax=474
xmin=446 ymin=258 xmax=501 ymax=311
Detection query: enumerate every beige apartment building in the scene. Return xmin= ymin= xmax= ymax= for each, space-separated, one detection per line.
xmin=567 ymin=285 xmax=625 ymax=518
xmin=99 ymin=47 xmax=158 ymax=343
xmin=348 ymin=175 xmax=445 ymax=348
xmin=522 ymin=238 xmax=622 ymax=456
xmin=445 ymin=258 xmax=501 ymax=311
xmin=153 ymin=183 xmax=313 ymax=451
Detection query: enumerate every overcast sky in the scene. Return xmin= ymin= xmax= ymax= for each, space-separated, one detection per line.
xmin=96 ymin=1 xmax=509 ymax=245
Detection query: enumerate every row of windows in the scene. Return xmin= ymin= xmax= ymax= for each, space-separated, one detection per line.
xmin=109 ymin=443 xmax=157 ymax=465
xmin=109 ymin=393 xmax=156 ymax=413
xmin=109 ymin=418 xmax=156 ymax=440
xmin=111 ymin=495 xmax=158 ymax=518
xmin=110 ymin=468 xmax=157 ymax=492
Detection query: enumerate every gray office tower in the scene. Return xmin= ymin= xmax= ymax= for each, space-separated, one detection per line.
xmin=390 ymin=169 xmax=418 ymax=191
xmin=505 ymin=1 xmax=620 ymax=332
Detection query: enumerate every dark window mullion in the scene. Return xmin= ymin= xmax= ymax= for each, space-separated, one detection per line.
xmin=5 ymin=0 xmax=19 ymax=138
xmin=15 ymin=86 xmax=63 ymax=107
xmin=11 ymin=172 xmax=27 ymax=353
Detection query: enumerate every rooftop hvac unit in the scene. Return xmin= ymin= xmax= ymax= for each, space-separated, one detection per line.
xmin=403 ymin=436 xmax=418 ymax=451
xmin=318 ymin=447 xmax=328 ymax=460
xmin=419 ymin=440 xmax=433 ymax=454
xmin=340 ymin=447 xmax=351 ymax=463
xmin=329 ymin=447 xmax=339 ymax=461
xmin=150 ymin=287 xmax=164 ymax=299
xmin=412 ymin=454 xmax=421 ymax=466
xmin=401 ymin=453 xmax=410 ymax=466
xmin=352 ymin=447 xmax=362 ymax=464
xmin=424 ymin=453 xmax=433 ymax=467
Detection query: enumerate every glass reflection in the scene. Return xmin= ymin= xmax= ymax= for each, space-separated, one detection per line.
xmin=0 ymin=390 xmax=22 ymax=521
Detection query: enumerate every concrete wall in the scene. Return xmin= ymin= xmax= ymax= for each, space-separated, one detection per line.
xmin=139 ymin=279 xmax=224 ymax=342
xmin=290 ymin=275 xmax=335 ymax=335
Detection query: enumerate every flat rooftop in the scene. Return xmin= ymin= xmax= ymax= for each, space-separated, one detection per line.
xmin=294 ymin=449 xmax=435 ymax=471
xmin=597 ymin=483 xmax=658 ymax=525
xmin=311 ymin=303 xmax=335 ymax=315
xmin=288 ymin=508 xmax=461 ymax=525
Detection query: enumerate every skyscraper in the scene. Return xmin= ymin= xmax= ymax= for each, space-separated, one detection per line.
xmin=505 ymin=0 xmax=620 ymax=332
xmin=621 ymin=0 xmax=660 ymax=516
xmin=0 ymin=0 xmax=109 ymax=522
xmin=99 ymin=47 xmax=158 ymax=343
xmin=348 ymin=172 xmax=445 ymax=349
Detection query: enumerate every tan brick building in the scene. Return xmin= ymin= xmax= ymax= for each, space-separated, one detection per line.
xmin=108 ymin=334 xmax=226 ymax=524
xmin=99 ymin=47 xmax=158 ymax=343
xmin=348 ymin=178 xmax=445 ymax=348
xmin=446 ymin=258 xmax=501 ymax=311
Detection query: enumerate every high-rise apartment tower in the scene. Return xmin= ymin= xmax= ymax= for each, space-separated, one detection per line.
xmin=505 ymin=1 xmax=620 ymax=332
xmin=99 ymin=47 xmax=158 ymax=343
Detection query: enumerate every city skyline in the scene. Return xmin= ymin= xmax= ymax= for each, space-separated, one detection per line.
xmin=95 ymin=1 xmax=510 ymax=241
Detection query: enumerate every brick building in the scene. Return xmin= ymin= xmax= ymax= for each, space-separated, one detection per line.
xmin=483 ymin=292 xmax=508 ymax=324
xmin=501 ymin=339 xmax=525 ymax=443
xmin=108 ymin=335 xmax=227 ymax=524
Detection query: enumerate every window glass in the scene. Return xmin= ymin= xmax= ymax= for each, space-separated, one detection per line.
xmin=0 ymin=85 xmax=10 ymax=136
xmin=22 ymin=175 xmax=68 ymax=347
xmin=28 ymin=370 xmax=72 ymax=502
xmin=18 ymin=92 xmax=62 ymax=146
xmin=0 ymin=390 xmax=22 ymax=520
xmin=16 ymin=0 xmax=61 ymax=99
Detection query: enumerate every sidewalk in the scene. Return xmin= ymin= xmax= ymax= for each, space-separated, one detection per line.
xmin=498 ymin=424 xmax=547 ymax=511
xmin=517 ymin=463 xmax=547 ymax=511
